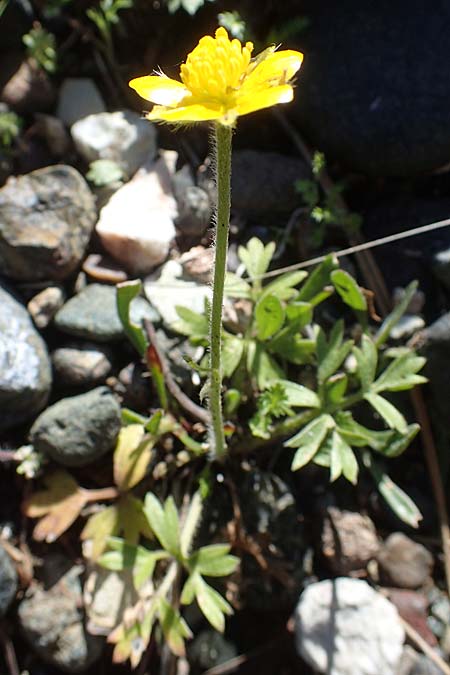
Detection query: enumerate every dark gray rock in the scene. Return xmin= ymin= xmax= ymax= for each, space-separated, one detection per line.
xmin=0 ymin=165 xmax=96 ymax=281
xmin=54 ymin=283 xmax=159 ymax=342
xmin=52 ymin=343 xmax=113 ymax=387
xmin=230 ymin=150 xmax=308 ymax=217
xmin=378 ymin=533 xmax=433 ymax=589
xmin=0 ymin=283 xmax=51 ymax=432
xmin=188 ymin=630 xmax=237 ymax=672
xmin=0 ymin=545 xmax=17 ymax=615
xmin=30 ymin=386 xmax=121 ymax=467
xmin=18 ymin=560 xmax=103 ymax=672
xmin=173 ymin=165 xmax=211 ymax=236
xmin=295 ymin=0 xmax=450 ymax=176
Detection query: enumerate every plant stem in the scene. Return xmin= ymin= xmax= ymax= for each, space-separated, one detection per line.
xmin=209 ymin=124 xmax=232 ymax=459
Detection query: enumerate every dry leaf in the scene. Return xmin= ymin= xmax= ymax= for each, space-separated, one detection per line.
xmin=113 ymin=425 xmax=155 ymax=491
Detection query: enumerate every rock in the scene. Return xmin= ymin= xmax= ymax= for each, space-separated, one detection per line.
xmin=29 ymin=386 xmax=121 ymax=467
xmin=295 ymin=1 xmax=450 ymax=176
xmin=0 ymin=545 xmax=17 ymax=616
xmin=294 ymin=577 xmax=405 ymax=675
xmin=0 ymin=54 xmax=55 ymax=114
xmin=27 ymin=286 xmax=65 ymax=329
xmin=388 ymin=589 xmax=436 ymax=647
xmin=96 ymin=155 xmax=177 ymax=275
xmin=33 ymin=114 xmax=71 ymax=158
xmin=321 ymin=506 xmax=379 ymax=574
xmin=54 ymin=283 xmax=159 ymax=342
xmin=378 ymin=533 xmax=433 ymax=589
xmin=145 ymin=259 xmax=211 ymax=330
xmin=82 ymin=253 xmax=128 ymax=284
xmin=18 ymin=560 xmax=103 ymax=672
xmin=173 ymin=165 xmax=211 ymax=236
xmin=0 ymin=165 xmax=96 ymax=282
xmin=84 ymin=567 xmax=137 ymax=636
xmin=71 ymin=110 xmax=157 ymax=177
xmin=188 ymin=630 xmax=237 ymax=671
xmin=390 ymin=315 xmax=425 ymax=341
xmin=230 ymin=150 xmax=308 ymax=217
xmin=180 ymin=246 xmax=214 ymax=284
xmin=57 ymin=78 xmax=106 ymax=128
xmin=52 ymin=344 xmax=113 ymax=387
xmin=397 ymin=646 xmax=443 ymax=675
xmin=0 ymin=283 xmax=51 ymax=432
xmin=117 ymin=362 xmax=153 ymax=413
xmin=432 ymin=246 xmax=450 ymax=292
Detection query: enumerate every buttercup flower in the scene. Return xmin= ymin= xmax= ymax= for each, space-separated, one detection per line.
xmin=129 ymin=27 xmax=303 ymax=126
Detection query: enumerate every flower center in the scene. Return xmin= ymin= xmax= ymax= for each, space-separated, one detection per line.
xmin=180 ymin=27 xmax=253 ymax=102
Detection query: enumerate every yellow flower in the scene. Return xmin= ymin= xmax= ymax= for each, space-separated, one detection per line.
xmin=129 ymin=27 xmax=303 ymax=126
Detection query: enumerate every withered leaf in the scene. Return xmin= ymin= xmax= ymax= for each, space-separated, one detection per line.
xmin=113 ymin=424 xmax=156 ymax=491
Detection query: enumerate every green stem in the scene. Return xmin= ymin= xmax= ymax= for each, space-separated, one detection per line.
xmin=209 ymin=124 xmax=232 ymax=459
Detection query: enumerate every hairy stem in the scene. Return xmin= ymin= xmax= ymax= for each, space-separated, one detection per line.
xmin=209 ymin=124 xmax=232 ymax=459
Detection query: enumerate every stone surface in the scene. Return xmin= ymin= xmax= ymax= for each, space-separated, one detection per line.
xmin=396 ymin=646 xmax=443 ymax=675
xmin=432 ymin=246 xmax=450 ymax=292
xmin=145 ymin=259 xmax=211 ymax=330
xmin=0 ymin=283 xmax=52 ymax=432
xmin=188 ymin=630 xmax=237 ymax=671
xmin=54 ymin=283 xmax=159 ymax=342
xmin=84 ymin=567 xmax=137 ymax=636
xmin=378 ymin=533 xmax=433 ymax=589
xmin=388 ymin=589 xmax=436 ymax=647
xmin=71 ymin=110 xmax=157 ymax=177
xmin=0 ymin=165 xmax=96 ymax=281
xmin=96 ymin=155 xmax=177 ymax=274
xmin=390 ymin=315 xmax=425 ymax=341
xmin=0 ymin=54 xmax=55 ymax=114
xmin=57 ymin=78 xmax=106 ymax=128
xmin=27 ymin=286 xmax=65 ymax=329
xmin=294 ymin=577 xmax=405 ymax=675
xmin=173 ymin=165 xmax=211 ymax=236
xmin=230 ymin=150 xmax=308 ymax=216
xmin=321 ymin=506 xmax=379 ymax=574
xmin=295 ymin=1 xmax=450 ymax=176
xmin=18 ymin=560 xmax=103 ymax=672
xmin=52 ymin=344 xmax=113 ymax=387
xmin=0 ymin=544 xmax=17 ymax=616
xmin=30 ymin=386 xmax=121 ymax=467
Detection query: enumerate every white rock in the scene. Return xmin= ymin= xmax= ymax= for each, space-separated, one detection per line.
xmin=71 ymin=110 xmax=157 ymax=177
xmin=294 ymin=578 xmax=404 ymax=675
xmin=145 ymin=259 xmax=211 ymax=330
xmin=96 ymin=153 xmax=177 ymax=274
xmin=57 ymin=78 xmax=106 ymax=127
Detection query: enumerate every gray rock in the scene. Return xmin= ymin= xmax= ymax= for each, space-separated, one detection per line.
xmin=27 ymin=286 xmax=65 ymax=329
xmin=18 ymin=561 xmax=103 ymax=672
xmin=390 ymin=315 xmax=425 ymax=341
xmin=294 ymin=577 xmax=405 ymax=675
xmin=57 ymin=78 xmax=106 ymax=128
xmin=54 ymin=283 xmax=159 ymax=342
xmin=295 ymin=1 xmax=450 ymax=176
xmin=0 ymin=544 xmax=17 ymax=615
xmin=71 ymin=110 xmax=157 ymax=177
xmin=396 ymin=646 xmax=443 ymax=675
xmin=52 ymin=343 xmax=113 ymax=387
xmin=432 ymin=246 xmax=450 ymax=292
xmin=188 ymin=630 xmax=237 ymax=671
xmin=173 ymin=165 xmax=211 ymax=236
xmin=321 ymin=506 xmax=379 ymax=574
xmin=0 ymin=165 xmax=96 ymax=281
xmin=230 ymin=150 xmax=308 ymax=217
xmin=378 ymin=533 xmax=433 ymax=589
xmin=30 ymin=386 xmax=121 ymax=467
xmin=0 ymin=283 xmax=51 ymax=432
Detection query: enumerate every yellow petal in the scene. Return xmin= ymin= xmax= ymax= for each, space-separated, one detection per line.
xmin=129 ymin=75 xmax=189 ymax=105
xmin=236 ymin=85 xmax=294 ymax=117
xmin=243 ymin=49 xmax=304 ymax=90
xmin=146 ymin=102 xmax=225 ymax=123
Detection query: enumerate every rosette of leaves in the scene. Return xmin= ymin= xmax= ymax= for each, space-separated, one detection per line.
xmin=98 ymin=491 xmax=238 ymax=665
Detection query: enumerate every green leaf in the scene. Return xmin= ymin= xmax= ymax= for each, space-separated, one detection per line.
xmin=382 ymin=423 xmax=420 ymax=457
xmin=143 ymin=493 xmax=170 ymax=551
xmin=116 ymin=281 xmax=148 ymax=356
xmin=174 ymin=305 xmax=208 ymax=337
xmin=375 ymin=281 xmax=418 ymax=347
xmin=86 ymin=159 xmax=124 ymax=186
xmin=335 ymin=411 xmax=393 ymax=450
xmin=158 ymin=598 xmax=192 ymax=657
xmin=189 ymin=544 xmax=238 ymax=577
xmin=285 ymin=301 xmax=313 ymax=326
xmin=224 ymin=272 xmax=252 ymax=299
xmin=364 ymin=393 xmax=408 ymax=433
xmin=324 ymin=373 xmax=348 ymax=405
xmin=194 ymin=576 xmax=233 ymax=632
xmin=296 ymin=254 xmax=338 ymax=302
xmin=255 ymin=294 xmax=285 ymax=340
xmin=98 ymin=538 xmax=169 ymax=589
xmin=353 ymin=335 xmax=378 ymax=392
xmin=180 ymin=491 xmax=203 ymax=559
xmin=365 ymin=454 xmax=422 ymax=528
xmin=330 ymin=431 xmax=358 ymax=484
xmin=285 ymin=414 xmax=335 ymax=470
xmin=222 ymin=334 xmax=244 ymax=378
xmin=163 ymin=497 xmax=181 ymax=558
xmin=247 ymin=340 xmax=284 ymax=390
xmin=180 ymin=572 xmax=197 ymax=605
xmin=331 ymin=269 xmax=367 ymax=311
xmin=372 ymin=352 xmax=427 ymax=393
xmin=269 ymin=334 xmax=315 ymax=365
xmin=238 ymin=238 xmax=275 ymax=280
xmin=145 ymin=410 xmax=163 ymax=435
xmin=317 ymin=321 xmax=353 ymax=385
xmin=278 ymin=379 xmax=320 ymax=408
xmin=261 ymin=271 xmax=308 ymax=301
